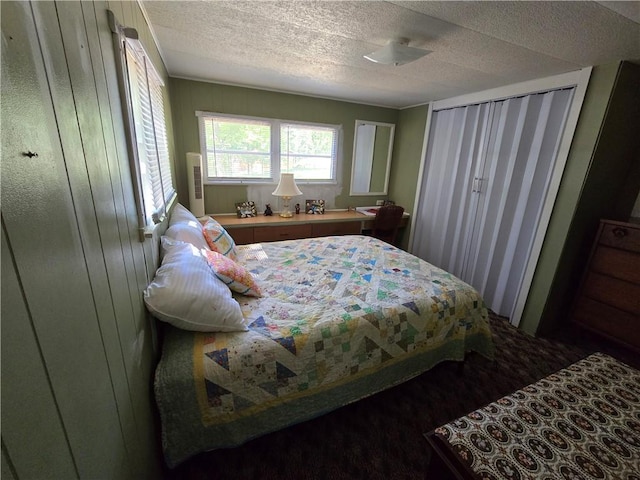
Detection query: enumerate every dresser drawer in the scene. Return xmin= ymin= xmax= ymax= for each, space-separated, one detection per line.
xmin=582 ymin=271 xmax=640 ymax=316
xmin=599 ymin=222 xmax=640 ymax=252
xmin=311 ymin=221 xmax=361 ymax=237
xmin=590 ymin=246 xmax=640 ymax=284
xmin=254 ymin=224 xmax=312 ymax=243
xmin=573 ymin=297 xmax=640 ymax=349
xmin=571 ymin=219 xmax=640 ymax=352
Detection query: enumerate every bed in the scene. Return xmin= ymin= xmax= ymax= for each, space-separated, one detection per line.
xmin=149 ymin=213 xmax=494 ymax=468
xmin=425 ymin=352 xmax=640 ymax=479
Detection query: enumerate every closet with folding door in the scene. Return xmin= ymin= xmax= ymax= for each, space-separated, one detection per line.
xmin=412 ymin=74 xmax=588 ymax=326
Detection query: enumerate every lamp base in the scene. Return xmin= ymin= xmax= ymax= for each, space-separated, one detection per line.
xmin=276 ymin=195 xmax=294 ymax=218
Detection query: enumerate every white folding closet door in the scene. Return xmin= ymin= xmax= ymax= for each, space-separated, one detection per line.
xmin=412 ymin=87 xmax=574 ymax=319
xmin=466 ymin=89 xmax=574 ymax=317
xmin=411 ymin=103 xmax=490 ymax=279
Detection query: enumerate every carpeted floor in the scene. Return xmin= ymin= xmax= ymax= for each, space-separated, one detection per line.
xmin=164 ymin=313 xmax=638 ymax=480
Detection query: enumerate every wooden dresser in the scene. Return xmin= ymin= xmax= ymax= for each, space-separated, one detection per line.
xmin=572 ymin=219 xmax=640 ymax=351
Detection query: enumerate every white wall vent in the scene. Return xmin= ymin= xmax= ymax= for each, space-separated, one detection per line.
xmin=186 ymin=152 xmax=205 ymax=217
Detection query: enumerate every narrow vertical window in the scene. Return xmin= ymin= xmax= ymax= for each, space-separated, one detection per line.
xmin=124 ymin=39 xmax=175 ymax=224
xmin=109 ymin=10 xmax=176 ymax=236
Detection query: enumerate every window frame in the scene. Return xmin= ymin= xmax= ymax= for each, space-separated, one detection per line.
xmin=109 ymin=11 xmax=176 ymax=240
xmin=196 ymin=111 xmax=340 ymax=185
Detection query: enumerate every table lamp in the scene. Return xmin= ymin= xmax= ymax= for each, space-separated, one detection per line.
xmin=272 ymin=173 xmax=302 ymax=218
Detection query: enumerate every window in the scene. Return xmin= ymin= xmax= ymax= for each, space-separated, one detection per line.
xmin=197 ymin=112 xmax=339 ymax=184
xmin=202 ymin=116 xmax=272 ymax=180
xmin=124 ymin=39 xmax=175 ymax=225
xmin=280 ymin=123 xmax=336 ymax=180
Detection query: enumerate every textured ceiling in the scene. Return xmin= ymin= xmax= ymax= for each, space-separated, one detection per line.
xmin=141 ymin=1 xmax=640 ymax=108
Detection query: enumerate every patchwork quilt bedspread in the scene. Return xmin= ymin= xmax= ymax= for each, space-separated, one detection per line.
xmin=155 ymin=235 xmax=494 ymax=467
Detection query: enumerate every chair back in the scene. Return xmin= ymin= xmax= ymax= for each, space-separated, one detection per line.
xmin=372 ymin=205 xmax=405 ymax=246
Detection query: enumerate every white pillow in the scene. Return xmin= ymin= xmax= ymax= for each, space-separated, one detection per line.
xmin=169 ymin=202 xmax=200 ymax=227
xmin=165 ymin=222 xmax=210 ymax=251
xmin=144 ymin=237 xmax=248 ymax=332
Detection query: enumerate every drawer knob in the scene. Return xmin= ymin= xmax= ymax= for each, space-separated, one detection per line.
xmin=612 ymin=227 xmax=628 ymax=238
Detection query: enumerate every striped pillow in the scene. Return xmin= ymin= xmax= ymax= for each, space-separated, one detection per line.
xmin=143 ymin=237 xmax=247 ymax=332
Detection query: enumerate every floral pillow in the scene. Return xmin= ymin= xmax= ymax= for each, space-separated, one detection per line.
xmin=202 ymin=250 xmax=262 ymax=297
xmin=202 ymin=218 xmax=237 ymax=260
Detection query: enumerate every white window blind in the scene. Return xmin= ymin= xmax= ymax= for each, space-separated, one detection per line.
xmin=202 ymin=115 xmax=271 ymax=180
xmin=280 ymin=123 xmax=336 ymax=180
xmin=197 ymin=112 xmax=339 ymax=184
xmin=125 ymin=39 xmax=175 ymax=224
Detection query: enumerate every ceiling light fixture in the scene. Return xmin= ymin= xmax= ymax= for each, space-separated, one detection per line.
xmin=363 ymin=38 xmax=431 ymax=66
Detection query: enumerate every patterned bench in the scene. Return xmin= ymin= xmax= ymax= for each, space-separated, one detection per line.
xmin=425 ymin=352 xmax=640 ymax=480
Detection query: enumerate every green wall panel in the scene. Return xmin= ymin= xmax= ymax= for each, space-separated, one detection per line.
xmin=518 ymin=62 xmax=635 ymax=335
xmin=388 ymin=105 xmax=429 ymax=250
xmin=525 ymin=61 xmax=640 ymax=335
xmin=3 ymin=2 xmax=131 ymax=476
xmin=1 ymin=448 xmax=17 ymax=480
xmin=518 ymin=64 xmax=617 ymax=335
xmin=169 ymin=78 xmax=399 ymax=213
xmin=1 ymin=225 xmax=78 ymax=480
xmin=1 ymin=1 xmax=167 ymax=478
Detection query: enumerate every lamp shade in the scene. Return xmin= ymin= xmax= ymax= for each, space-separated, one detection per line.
xmin=272 ymin=173 xmax=302 ymax=218
xmin=272 ymin=173 xmax=302 ymax=197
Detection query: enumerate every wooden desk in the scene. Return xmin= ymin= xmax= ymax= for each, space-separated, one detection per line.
xmin=210 ymin=210 xmax=409 ymax=245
